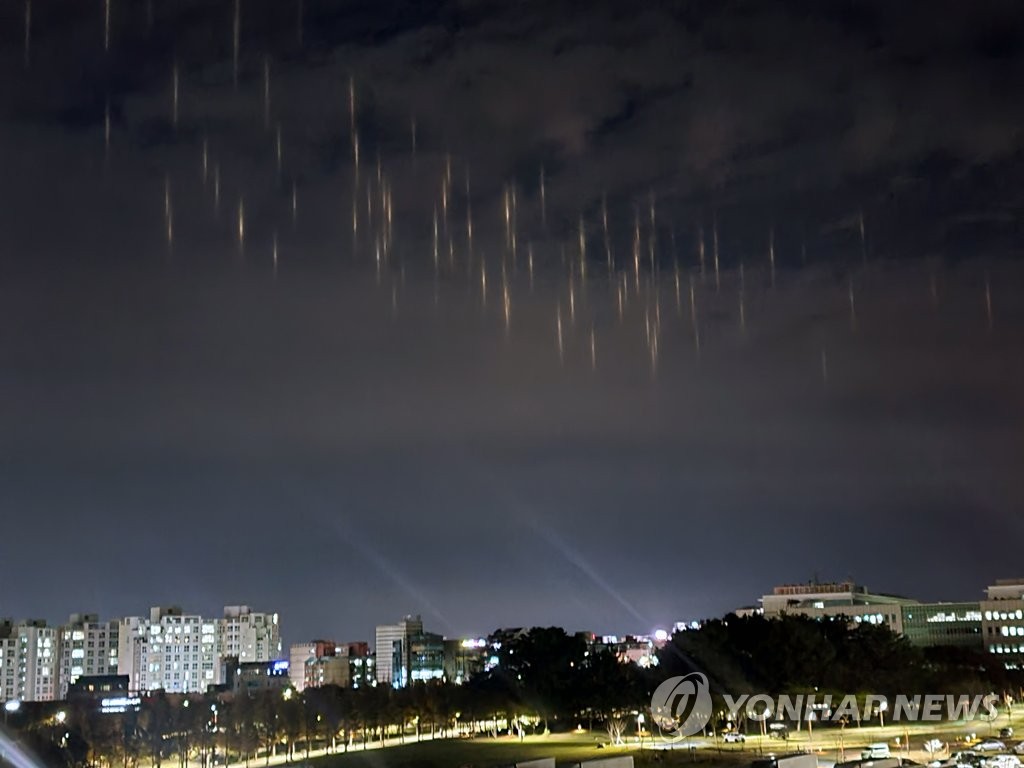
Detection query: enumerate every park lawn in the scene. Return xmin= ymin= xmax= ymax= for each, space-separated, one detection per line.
xmin=307 ymin=734 xmax=752 ymax=768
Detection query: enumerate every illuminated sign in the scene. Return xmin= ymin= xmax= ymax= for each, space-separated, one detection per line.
xmin=101 ymin=697 xmax=141 ymax=714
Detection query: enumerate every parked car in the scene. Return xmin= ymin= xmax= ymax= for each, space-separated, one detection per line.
xmin=976 ymin=741 xmax=1006 ymax=753
xmin=955 ymin=752 xmax=985 ymax=768
xmin=768 ymin=723 xmax=790 ymax=740
xmin=984 ymin=756 xmax=1021 ymax=768
xmin=1013 ymin=744 xmax=1024 ymax=756
xmin=1001 ymin=729 xmax=1015 ymax=740
xmin=863 ymin=744 xmax=893 ymax=760
xmin=723 ymin=732 xmax=746 ymax=743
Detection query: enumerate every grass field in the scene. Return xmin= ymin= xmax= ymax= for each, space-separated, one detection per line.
xmin=305 ymin=733 xmax=751 ymax=768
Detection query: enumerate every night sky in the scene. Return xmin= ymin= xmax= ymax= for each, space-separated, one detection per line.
xmin=2 ymin=0 xmax=1023 ymax=646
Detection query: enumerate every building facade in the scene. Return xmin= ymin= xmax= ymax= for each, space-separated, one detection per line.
xmin=57 ymin=613 xmax=120 ymax=699
xmin=220 ymin=606 xmax=281 ymax=663
xmin=375 ymin=616 xmax=423 ymax=687
xmin=900 ymin=602 xmax=983 ymax=649
xmin=289 ymin=640 xmax=337 ymax=691
xmin=408 ymin=632 xmax=444 ymax=683
xmin=0 ymin=620 xmax=59 ymax=702
xmin=117 ymin=605 xmax=281 ymax=694
xmin=982 ymin=579 xmax=1024 ymax=667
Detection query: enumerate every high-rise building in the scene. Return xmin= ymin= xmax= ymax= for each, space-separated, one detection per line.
xmin=220 ymin=606 xmax=281 ymax=663
xmin=118 ymin=607 xmax=220 ymax=694
xmin=57 ymin=613 xmax=120 ymax=698
xmin=0 ymin=619 xmax=59 ymax=702
xmin=375 ymin=615 xmax=423 ymax=687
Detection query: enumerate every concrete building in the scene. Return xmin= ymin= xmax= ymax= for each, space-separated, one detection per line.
xmin=289 ymin=640 xmax=337 ymax=691
xmin=305 ymin=655 xmax=349 ymax=688
xmin=220 ymin=606 xmax=281 ymax=663
xmin=760 ymin=581 xmax=916 ymax=635
xmin=982 ymin=579 xmax=1024 ymax=667
xmin=375 ymin=615 xmax=423 ymax=687
xmin=900 ymin=603 xmax=983 ymax=649
xmin=443 ymin=638 xmax=488 ymax=684
xmin=0 ymin=619 xmax=59 ymax=702
xmin=57 ymin=613 xmax=120 ymax=699
xmin=226 ymin=659 xmax=290 ymax=694
xmin=118 ymin=607 xmax=220 ymax=694
xmin=117 ymin=605 xmax=282 ymax=694
xmin=408 ymin=632 xmax=444 ymax=683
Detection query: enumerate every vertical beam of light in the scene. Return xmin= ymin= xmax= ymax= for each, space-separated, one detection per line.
xmin=163 ymin=175 xmax=173 ymax=248
xmin=985 ymin=270 xmax=994 ymax=332
xmin=171 ymin=62 xmax=179 ymax=128
xmin=539 ymin=165 xmax=546 ymax=229
xmin=698 ymin=222 xmax=706 ymax=280
xmin=713 ymin=212 xmax=720 ymax=293
xmin=848 ymin=276 xmax=857 ymax=333
xmin=201 ymin=134 xmax=208 ymax=186
xmin=769 ymin=225 xmax=776 ymax=288
xmin=237 ymin=196 xmax=245 ymax=251
xmin=272 ymin=230 xmax=279 ymax=277
xmin=213 ymin=163 xmax=221 ymax=216
xmin=275 ymin=123 xmax=283 ymax=174
xmin=556 ymin=304 xmax=564 ymax=364
xmin=103 ymin=0 xmax=111 ymax=52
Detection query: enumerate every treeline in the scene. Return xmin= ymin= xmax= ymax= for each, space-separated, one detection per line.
xmin=658 ymin=614 xmax=1024 ymax=707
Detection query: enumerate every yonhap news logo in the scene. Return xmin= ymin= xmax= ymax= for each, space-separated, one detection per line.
xmin=650 ymin=672 xmax=713 ymax=741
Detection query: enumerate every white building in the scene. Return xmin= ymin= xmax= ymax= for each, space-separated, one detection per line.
xmin=0 ymin=619 xmax=59 ymax=702
xmin=118 ymin=606 xmax=220 ymax=694
xmin=220 ymin=606 xmax=281 ymax=663
xmin=982 ymin=579 xmax=1024 ymax=666
xmin=57 ymin=613 xmax=120 ymax=698
xmin=117 ymin=605 xmax=282 ymax=694
xmin=375 ymin=615 xmax=422 ymax=687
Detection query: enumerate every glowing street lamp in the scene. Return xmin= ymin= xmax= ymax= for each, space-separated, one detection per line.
xmin=4 ymin=700 xmax=21 ymax=726
xmin=879 ymin=701 xmax=888 ymax=728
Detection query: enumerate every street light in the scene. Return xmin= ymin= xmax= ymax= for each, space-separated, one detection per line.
xmin=4 ymin=700 xmax=21 ymax=727
xmin=637 ymin=713 xmax=645 ymax=752
xmin=879 ymin=701 xmax=888 ymax=729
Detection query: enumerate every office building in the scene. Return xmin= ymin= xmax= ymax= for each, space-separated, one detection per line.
xmin=982 ymin=579 xmax=1024 ymax=667
xmin=900 ymin=602 xmax=983 ymax=649
xmin=408 ymin=632 xmax=444 ymax=683
xmin=375 ymin=615 xmax=423 ymax=687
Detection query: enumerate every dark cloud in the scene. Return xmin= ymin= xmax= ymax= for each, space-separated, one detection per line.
xmin=1 ymin=0 xmax=1023 ymax=644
